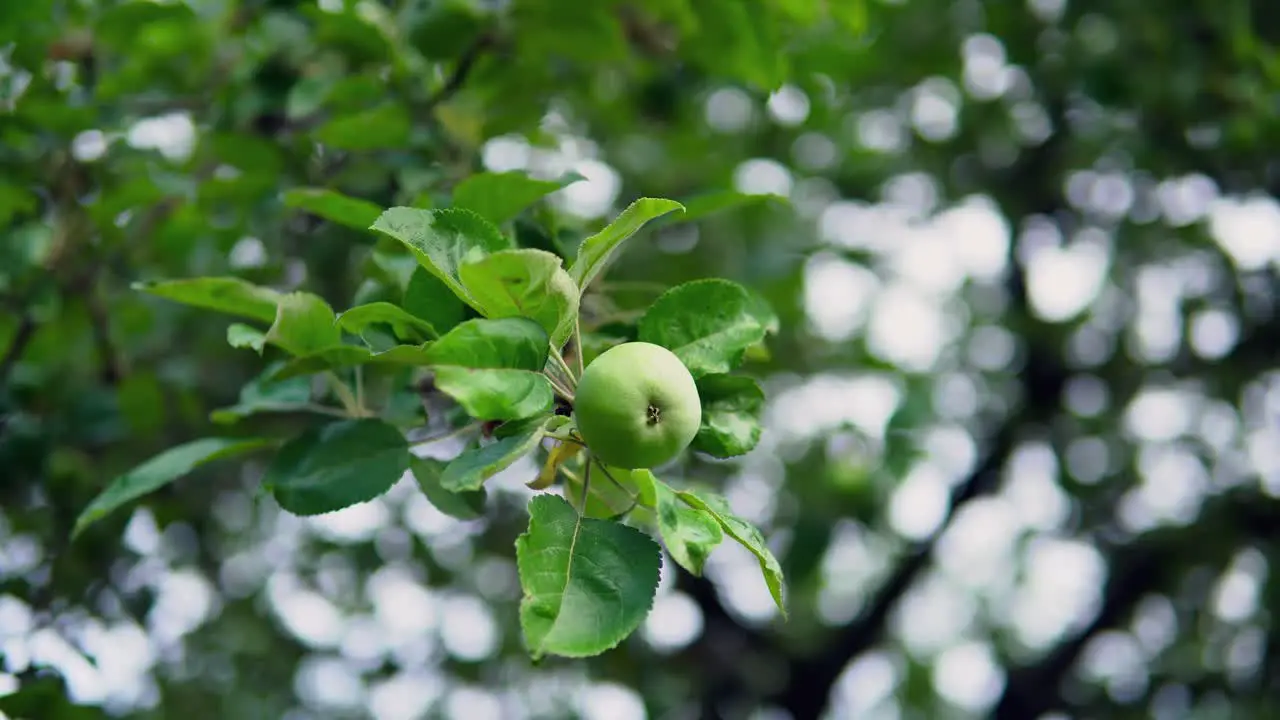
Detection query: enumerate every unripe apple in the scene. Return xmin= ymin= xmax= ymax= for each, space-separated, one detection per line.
xmin=573 ymin=342 xmax=701 ymax=470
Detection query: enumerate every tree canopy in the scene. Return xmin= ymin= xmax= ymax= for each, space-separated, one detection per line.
xmin=3 ymin=1 xmax=1280 ymax=719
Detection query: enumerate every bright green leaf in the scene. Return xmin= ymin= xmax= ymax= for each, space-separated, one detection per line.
xmin=441 ymin=419 xmax=551 ymax=491
xmin=568 ymin=198 xmax=685 ymax=292
xmin=227 ymin=323 xmax=266 ymax=353
xmin=411 ymin=457 xmax=487 ymax=519
xmin=369 ymin=207 xmax=510 ymax=311
xmin=73 ymin=437 xmax=275 ymax=538
xmin=265 ymin=292 xmax=343 ymax=356
xmin=652 ymin=477 xmax=723 ymax=575
xmin=516 ymin=494 xmax=661 ymax=659
xmin=452 ymin=170 xmax=584 ymax=226
xmin=282 ymin=187 xmax=383 ymax=230
xmin=425 ymin=317 xmax=549 ymax=370
xmin=314 ymin=104 xmax=411 ymax=150
xmin=337 ymin=302 xmax=438 ymax=342
xmin=677 ymin=489 xmax=787 ymax=616
xmin=404 ymin=266 xmax=468 ymax=337
xmin=433 ymin=367 xmax=554 ymax=421
xmin=264 ymin=419 xmax=411 ymax=516
xmin=460 ymin=248 xmax=579 ymax=346
xmin=692 ymin=374 xmax=764 ymax=458
xmin=133 ymin=276 xmax=284 ymax=324
xmin=637 ymin=278 xmax=767 ymax=377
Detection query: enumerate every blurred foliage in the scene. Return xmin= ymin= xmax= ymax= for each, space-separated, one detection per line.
xmin=4 ymin=0 xmax=1280 ymax=719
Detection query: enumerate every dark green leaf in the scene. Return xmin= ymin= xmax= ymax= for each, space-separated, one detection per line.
xmin=412 ymin=457 xmax=487 ymax=519
xmin=452 ymin=170 xmax=584 ymax=226
xmin=404 ymin=266 xmax=468 ymax=337
xmin=460 ymin=248 xmax=579 ymax=346
xmin=264 ymin=419 xmax=411 ymax=516
xmin=283 ymin=187 xmax=383 ymax=230
xmin=516 ymin=494 xmax=661 ymax=659
xmin=652 ymin=477 xmax=723 ymax=575
xmin=637 ymin=278 xmax=767 ymax=377
xmin=270 ymin=344 xmax=434 ymax=380
xmin=210 ymin=367 xmax=314 ymax=424
xmin=692 ymin=374 xmax=764 ymax=458
xmin=568 ymin=198 xmax=684 ymax=292
xmin=369 ymin=207 xmax=510 ymax=310
xmin=337 ymin=302 xmax=438 ymax=342
xmin=73 ymin=437 xmax=275 ymax=538
xmin=677 ymin=489 xmax=787 ymax=616
xmin=133 ymin=276 xmax=284 ymax=324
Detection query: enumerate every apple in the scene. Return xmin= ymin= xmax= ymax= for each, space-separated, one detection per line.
xmin=572 ymin=341 xmax=702 ymax=470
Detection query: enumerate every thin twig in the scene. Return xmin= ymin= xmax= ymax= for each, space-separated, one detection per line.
xmin=0 ymin=315 xmax=36 ymax=387
xmin=423 ymin=33 xmax=495 ymax=111
xmin=573 ymin=314 xmax=585 ymax=377
xmin=550 ymin=345 xmax=578 ymax=386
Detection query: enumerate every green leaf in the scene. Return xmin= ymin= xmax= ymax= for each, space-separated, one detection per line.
xmin=433 ymin=367 xmax=554 ymax=421
xmin=460 ymin=248 xmax=580 ymax=346
xmin=564 ymin=463 xmax=652 ymax=520
xmin=659 ymin=190 xmax=788 ymax=227
xmin=264 ymin=419 xmax=411 ymax=516
xmin=133 ymin=276 xmax=284 ymax=324
xmin=441 ymin=418 xmax=552 ymax=491
xmin=227 ymin=323 xmax=266 ymax=353
xmin=265 ymin=292 xmax=343 ymax=356
xmin=568 ymin=198 xmax=685 ymax=292
xmin=452 ymin=170 xmax=584 ymax=226
xmin=314 ymin=104 xmax=412 ymax=150
xmin=516 ymin=494 xmax=662 ymax=659
xmin=282 ymin=187 xmax=383 ymax=230
xmin=369 ymin=207 xmax=510 ymax=311
xmin=425 ymin=317 xmax=549 ymax=370
xmin=677 ymin=489 xmax=787 ymax=616
xmin=652 ymin=478 xmax=723 ymax=576
xmin=404 ymin=266 xmax=468 ymax=337
xmin=411 ymin=457 xmax=487 ymax=519
xmin=73 ymin=437 xmax=275 ymax=538
xmin=270 ymin=344 xmax=434 ymax=380
xmin=637 ymin=278 xmax=767 ymax=377
xmin=337 ymin=302 xmax=438 ymax=342
xmin=692 ymin=374 xmax=765 ymax=458
xmin=210 ymin=367 xmax=314 ymax=424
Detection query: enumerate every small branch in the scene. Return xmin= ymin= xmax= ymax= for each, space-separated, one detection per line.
xmin=550 ymin=345 xmax=578 ymax=386
xmin=302 ymin=403 xmax=352 ymax=419
xmin=326 ymin=372 xmax=361 ymax=416
xmin=354 ymin=365 xmax=365 ymax=413
xmin=545 ymin=372 xmax=576 ymax=404
xmin=0 ymin=315 xmax=36 ymax=387
xmin=573 ymin=314 xmax=585 ymax=377
xmin=423 ymin=33 xmax=495 ymax=111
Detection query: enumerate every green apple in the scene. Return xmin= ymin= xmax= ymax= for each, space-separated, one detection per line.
xmin=573 ymin=341 xmax=702 ymax=470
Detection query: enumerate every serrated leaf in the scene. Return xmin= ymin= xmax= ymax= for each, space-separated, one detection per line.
xmin=133 ymin=276 xmax=284 ymax=324
xmin=264 ymin=419 xmax=411 ymax=516
xmin=692 ymin=374 xmax=764 ymax=458
xmin=404 ymin=266 xmax=467 ymax=337
xmin=265 ymin=292 xmax=342 ymax=356
xmin=652 ymin=478 xmax=723 ymax=576
xmin=568 ymin=198 xmax=685 ymax=292
xmin=210 ymin=367 xmax=314 ymax=424
xmin=425 ymin=317 xmax=549 ymax=370
xmin=283 ymin=187 xmax=383 ymax=230
xmin=338 ymin=302 xmax=438 ymax=342
xmin=460 ymin=249 xmax=579 ymax=346
xmin=452 ymin=170 xmax=584 ymax=226
xmin=227 ymin=323 xmax=266 ymax=352
xmin=637 ymin=278 xmax=767 ymax=377
xmin=516 ymin=494 xmax=662 ymax=659
xmin=270 ymin=344 xmax=434 ymax=380
xmin=369 ymin=207 xmax=510 ymax=311
xmin=412 ymin=457 xmax=487 ymax=519
xmin=441 ymin=419 xmax=551 ymax=491
xmin=677 ymin=489 xmax=786 ymax=616
xmin=433 ymin=367 xmax=554 ymax=421
xmin=73 ymin=437 xmax=275 ymax=538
